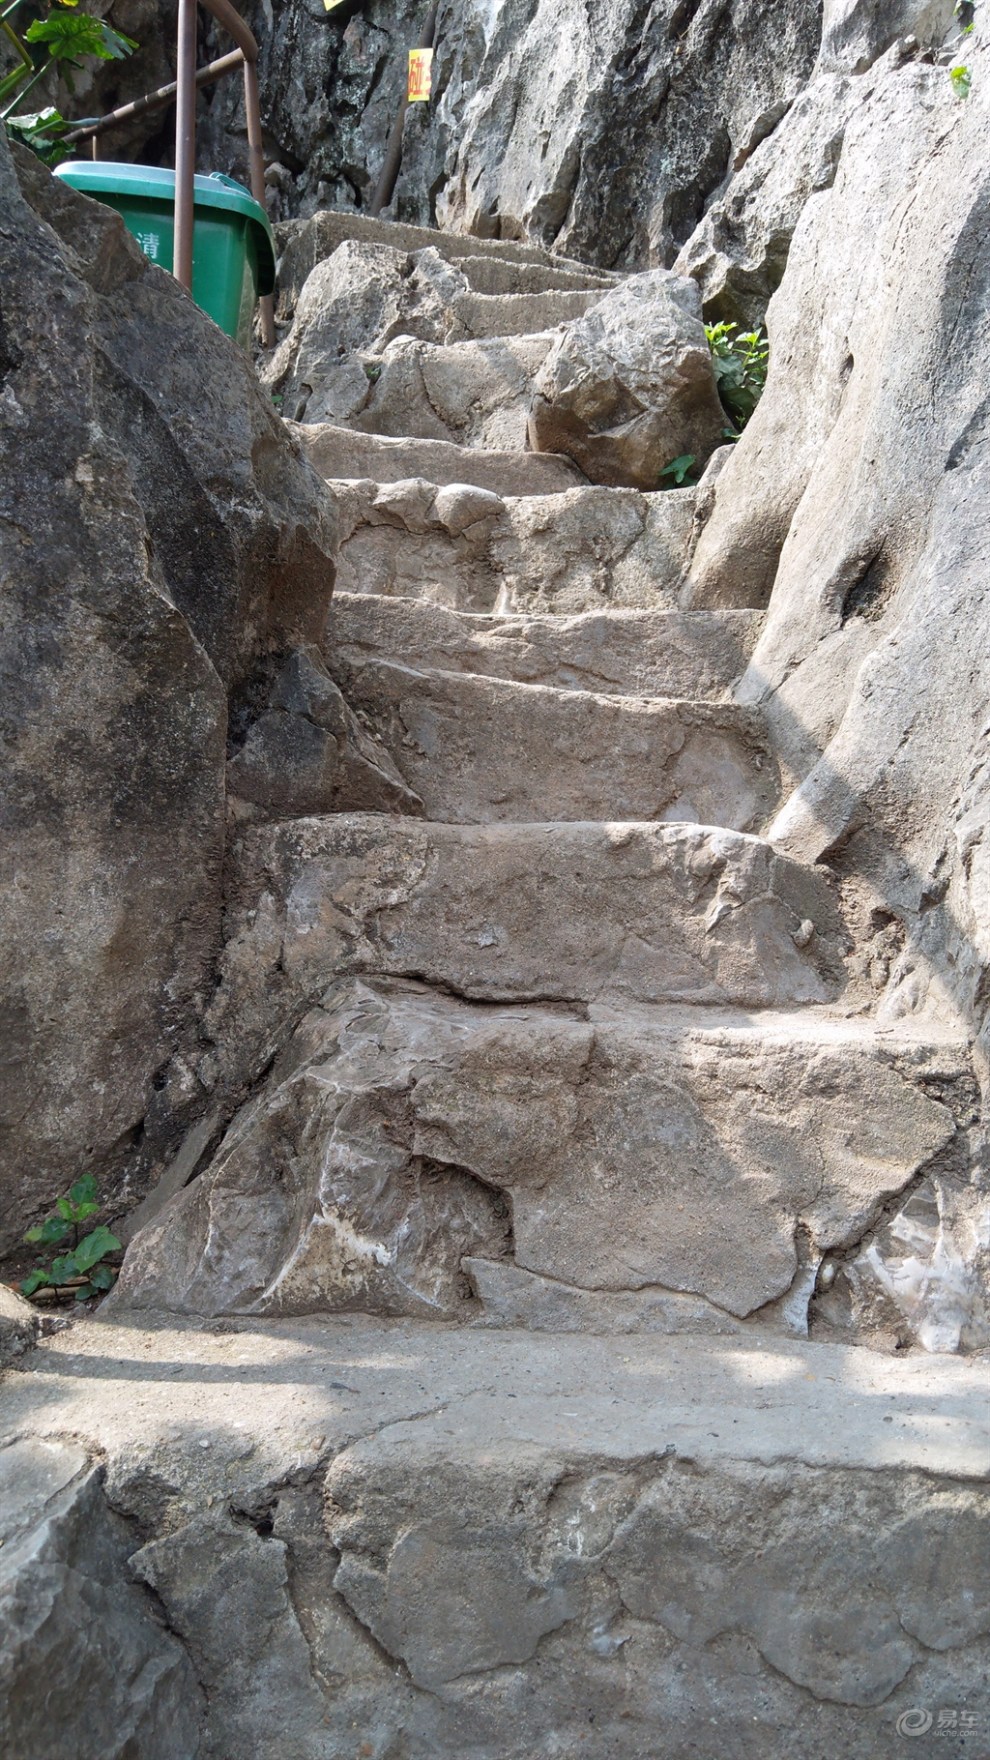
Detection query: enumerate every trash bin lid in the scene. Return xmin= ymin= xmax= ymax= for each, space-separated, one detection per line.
xmin=54 ymin=161 xmax=276 ymax=295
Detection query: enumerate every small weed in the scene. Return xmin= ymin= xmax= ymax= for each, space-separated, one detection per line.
xmin=706 ymin=321 xmax=769 ymax=432
xmin=660 ymin=453 xmax=697 ymax=487
xmin=21 ymin=1175 xmax=121 ymax=1303
xmin=363 ymin=361 xmax=383 ymax=383
xmin=949 ymin=63 xmax=972 ymax=96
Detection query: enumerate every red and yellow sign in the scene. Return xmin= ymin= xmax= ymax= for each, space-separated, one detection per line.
xmin=408 ymin=47 xmax=433 ymax=103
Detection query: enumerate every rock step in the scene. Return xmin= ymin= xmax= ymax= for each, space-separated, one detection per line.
xmin=346 ymin=332 xmax=554 ymax=452
xmin=321 ymin=663 xmax=776 ymax=827
xmin=442 ymin=285 xmax=605 ymax=340
xmin=114 ymin=980 xmax=967 ymax=1327
xmin=275 ymin=208 xmax=617 ymax=316
xmin=329 ymin=478 xmax=695 ymax=614
xmin=292 ymin=421 xmax=584 ymax=497
xmin=221 ymin=817 xmax=847 ymax=1020
xmin=327 ymin=594 xmax=762 ymax=700
xmin=3 ymin=1323 xmax=985 ymax=1758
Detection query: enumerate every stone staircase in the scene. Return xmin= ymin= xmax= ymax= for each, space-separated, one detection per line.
xmin=4 ymin=215 xmax=986 ymax=1759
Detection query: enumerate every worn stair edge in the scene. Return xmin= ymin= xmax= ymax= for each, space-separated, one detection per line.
xmin=289 ymin=420 xmax=586 ymax=495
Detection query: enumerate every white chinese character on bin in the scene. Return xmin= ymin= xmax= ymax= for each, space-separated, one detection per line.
xmin=135 ymin=231 xmax=160 ymax=262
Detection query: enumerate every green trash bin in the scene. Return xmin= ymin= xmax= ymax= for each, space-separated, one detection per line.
xmin=54 ymin=161 xmax=276 ymax=349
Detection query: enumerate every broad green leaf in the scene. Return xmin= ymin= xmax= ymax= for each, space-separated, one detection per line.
xmin=25 ymin=13 xmax=137 ymax=65
xmin=73 ymin=1226 xmax=122 ymax=1272
xmin=56 ymin=1196 xmax=76 ymax=1220
xmin=49 ymin=1252 xmax=81 ymax=1284
xmin=88 ymin=1264 xmax=116 ymax=1292
xmin=25 ymin=1216 xmax=71 ymax=1245
xmin=20 ymin=1269 xmax=51 ymax=1296
xmin=69 ymin=1174 xmax=99 ymax=1208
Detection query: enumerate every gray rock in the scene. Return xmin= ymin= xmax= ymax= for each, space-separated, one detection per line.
xmin=0 ymin=1286 xmax=37 ymax=1368
xmin=226 ymin=645 xmax=422 ymax=821
xmin=0 ymin=141 xmax=336 ymax=1259
xmin=112 ymin=979 xmax=962 ymax=1322
xmin=328 ymin=478 xmax=696 ymax=615
xmin=327 ymin=666 xmax=777 ymax=825
xmin=529 ymin=272 xmax=726 ymax=488
xmin=0 ymin=1438 xmax=202 ymax=1759
xmin=326 ymin=594 xmax=763 ymax=699
xmin=819 ymin=0 xmax=955 ymax=71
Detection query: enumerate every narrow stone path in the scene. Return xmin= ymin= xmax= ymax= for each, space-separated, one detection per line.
xmin=4 ymin=215 xmax=986 ymax=1760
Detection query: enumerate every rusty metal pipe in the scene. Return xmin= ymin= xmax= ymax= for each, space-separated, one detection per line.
xmin=198 ymin=0 xmax=258 ymax=63
xmin=174 ymin=0 xmax=198 ymax=293
xmin=242 ymin=56 xmax=275 ymax=346
xmin=63 ymin=49 xmax=244 ymax=144
xmin=369 ymin=1 xmax=438 ymax=218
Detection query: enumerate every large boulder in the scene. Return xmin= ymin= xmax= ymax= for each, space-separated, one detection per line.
xmin=529 ymin=272 xmax=725 ymax=487
xmin=0 ymin=136 xmax=337 ymax=1259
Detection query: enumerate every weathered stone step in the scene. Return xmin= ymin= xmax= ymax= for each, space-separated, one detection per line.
xmin=327 ymin=595 xmax=762 ymax=700
xmin=347 ymin=333 xmax=555 ymax=451
xmin=115 ymin=979 xmax=965 ymax=1329
xmin=218 ymin=819 xmax=846 ymax=1037
xmin=276 ymin=208 xmax=616 ymax=317
xmin=292 ymin=420 xmax=584 ymax=497
xmin=324 ymin=662 xmax=776 ymax=826
xmin=445 ymin=286 xmax=604 ymax=341
xmin=327 ymin=477 xmax=695 ymax=613
xmin=3 ymin=1322 xmax=985 ymax=1758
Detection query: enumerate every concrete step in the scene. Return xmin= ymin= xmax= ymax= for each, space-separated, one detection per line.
xmin=114 ymin=980 xmax=965 ymax=1329
xmin=3 ymin=1321 xmax=985 ymax=1758
xmin=327 ymin=595 xmax=763 ymax=700
xmin=276 ymin=208 xmax=616 ymax=317
xmin=326 ymin=663 xmax=776 ymax=826
xmin=291 ymin=421 xmax=584 ymax=497
xmin=219 ymin=818 xmax=846 ymax=1026
xmin=327 ymin=478 xmax=695 ymax=613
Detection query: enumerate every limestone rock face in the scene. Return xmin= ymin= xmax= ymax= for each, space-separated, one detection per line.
xmin=686 ymin=23 xmax=990 ymax=1341
xmin=529 ymin=272 xmax=726 ymax=487
xmin=0 ymin=1438 xmax=202 ymax=1758
xmin=0 ymin=139 xmax=337 ymax=1256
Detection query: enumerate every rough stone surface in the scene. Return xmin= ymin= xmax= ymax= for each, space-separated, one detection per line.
xmin=226 ymin=645 xmax=422 ymax=823
xmin=1 ymin=1318 xmax=987 ymax=1757
xmin=326 ymin=666 xmax=777 ymax=826
xmin=266 ymin=237 xmax=604 ymax=424
xmin=328 ymin=478 xmax=696 ymax=614
xmin=0 ymin=1436 xmax=202 ymax=1759
xmin=216 ymin=818 xmax=843 ymax=1024
xmin=0 ymin=1286 xmax=37 ymax=1368
xmin=346 ymin=331 xmax=558 ymax=449
xmin=326 ymin=594 xmax=763 ymax=699
xmin=0 ymin=140 xmax=336 ymax=1258
xmin=112 ymin=980 xmax=964 ymax=1324
xmin=529 ymin=271 xmax=726 ymax=487
xmin=294 ymin=419 xmax=585 ymax=496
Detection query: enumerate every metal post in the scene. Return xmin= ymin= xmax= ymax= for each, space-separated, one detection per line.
xmin=174 ymin=0 xmax=198 ymax=293
xmin=370 ymin=2 xmax=438 ymax=218
xmin=242 ymin=56 xmax=275 ymax=346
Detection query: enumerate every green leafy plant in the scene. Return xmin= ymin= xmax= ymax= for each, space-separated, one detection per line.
xmin=1 ymin=0 xmax=137 ymax=164
xmin=949 ymin=63 xmax=972 ymax=96
xmin=21 ymin=1174 xmax=121 ymax=1302
xmin=706 ymin=321 xmax=769 ymax=431
xmin=660 ymin=453 xmax=697 ymax=487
